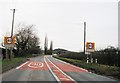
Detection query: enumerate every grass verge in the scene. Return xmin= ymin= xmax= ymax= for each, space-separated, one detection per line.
xmin=1 ymin=57 xmax=27 ymax=73
xmin=53 ymin=55 xmax=120 ymax=80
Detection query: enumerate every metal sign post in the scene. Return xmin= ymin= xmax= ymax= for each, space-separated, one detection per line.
xmin=4 ymin=37 xmax=15 ymax=59
xmin=86 ymin=42 xmax=95 ymax=63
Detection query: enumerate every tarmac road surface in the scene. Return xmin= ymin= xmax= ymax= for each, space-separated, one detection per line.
xmin=2 ymin=55 xmax=119 ymax=83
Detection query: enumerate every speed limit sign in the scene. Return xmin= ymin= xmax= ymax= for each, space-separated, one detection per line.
xmin=86 ymin=42 xmax=95 ymax=52
xmin=4 ymin=37 xmax=15 ymax=44
xmin=7 ymin=37 xmax=12 ymax=44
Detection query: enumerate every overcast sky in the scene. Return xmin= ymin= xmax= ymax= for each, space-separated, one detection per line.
xmin=0 ymin=0 xmax=119 ymax=52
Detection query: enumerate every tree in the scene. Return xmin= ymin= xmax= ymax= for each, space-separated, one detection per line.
xmin=44 ymin=35 xmax=48 ymax=55
xmin=14 ymin=23 xmax=40 ymax=56
xmin=49 ymin=41 xmax=53 ymax=55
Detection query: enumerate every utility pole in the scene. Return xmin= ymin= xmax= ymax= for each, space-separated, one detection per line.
xmin=10 ymin=9 xmax=16 ymax=59
xmin=84 ymin=22 xmax=88 ymax=63
xmin=84 ymin=22 xmax=86 ymax=54
xmin=11 ymin=9 xmax=16 ymax=37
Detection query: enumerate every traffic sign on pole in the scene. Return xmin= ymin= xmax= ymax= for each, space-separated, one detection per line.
xmin=4 ymin=36 xmax=15 ymax=48
xmin=86 ymin=42 xmax=95 ymax=64
xmin=4 ymin=37 xmax=15 ymax=44
xmin=86 ymin=42 xmax=95 ymax=52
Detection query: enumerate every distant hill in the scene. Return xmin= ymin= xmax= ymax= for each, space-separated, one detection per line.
xmin=53 ymin=48 xmax=70 ymax=54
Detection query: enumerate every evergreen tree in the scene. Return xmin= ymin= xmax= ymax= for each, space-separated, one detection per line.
xmin=44 ymin=35 xmax=48 ymax=55
xmin=50 ymin=41 xmax=53 ymax=55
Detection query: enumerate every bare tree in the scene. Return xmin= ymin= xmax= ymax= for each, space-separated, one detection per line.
xmin=14 ymin=23 xmax=40 ymax=56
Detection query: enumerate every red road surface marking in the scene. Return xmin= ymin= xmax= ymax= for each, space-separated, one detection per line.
xmin=28 ymin=62 xmax=43 ymax=68
xmin=16 ymin=61 xmax=48 ymax=70
xmin=52 ymin=63 xmax=88 ymax=72
xmin=45 ymin=56 xmax=76 ymax=83
xmin=53 ymin=57 xmax=88 ymax=72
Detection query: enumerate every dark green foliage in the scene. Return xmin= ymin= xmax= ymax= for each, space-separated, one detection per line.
xmin=91 ymin=46 xmax=119 ymax=67
xmin=44 ymin=35 xmax=48 ymax=55
xmin=47 ymin=41 xmax=53 ymax=55
xmin=59 ymin=52 xmax=86 ymax=61
xmin=44 ymin=36 xmax=53 ymax=55
xmin=27 ymin=47 xmax=41 ymax=54
xmin=49 ymin=41 xmax=53 ymax=55
xmin=58 ymin=46 xmax=120 ymax=67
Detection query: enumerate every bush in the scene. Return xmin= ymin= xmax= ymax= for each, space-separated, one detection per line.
xmin=59 ymin=52 xmax=86 ymax=61
xmin=58 ymin=46 xmax=120 ymax=67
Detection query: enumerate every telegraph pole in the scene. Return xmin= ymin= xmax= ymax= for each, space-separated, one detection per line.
xmin=10 ymin=9 xmax=16 ymax=59
xmin=11 ymin=9 xmax=16 ymax=37
xmin=84 ymin=22 xmax=86 ymax=54
xmin=84 ymin=22 xmax=88 ymax=63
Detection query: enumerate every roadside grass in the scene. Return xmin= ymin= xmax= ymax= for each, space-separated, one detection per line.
xmin=1 ymin=54 xmax=43 ymax=73
xmin=53 ymin=56 xmax=120 ymax=80
xmin=0 ymin=59 xmax=2 ymax=73
xmin=2 ymin=57 xmax=26 ymax=73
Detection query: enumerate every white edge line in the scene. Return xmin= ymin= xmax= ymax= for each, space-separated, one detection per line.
xmin=16 ymin=61 xmax=29 ymax=69
xmin=46 ymin=56 xmax=77 ymax=83
xmin=52 ymin=55 xmax=88 ymax=72
xmin=44 ymin=56 xmax=61 ymax=83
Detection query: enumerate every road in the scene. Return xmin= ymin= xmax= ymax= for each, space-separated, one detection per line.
xmin=2 ymin=55 xmax=119 ymax=83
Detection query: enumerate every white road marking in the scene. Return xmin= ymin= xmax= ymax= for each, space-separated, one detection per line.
xmin=59 ymin=78 xmax=70 ymax=80
xmin=28 ymin=62 xmax=43 ymax=68
xmin=46 ymin=56 xmax=76 ymax=83
xmin=44 ymin=56 xmax=60 ymax=82
xmin=16 ymin=61 xmax=29 ymax=69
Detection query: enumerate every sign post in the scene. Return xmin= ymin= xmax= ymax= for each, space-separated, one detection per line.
xmin=86 ymin=42 xmax=95 ymax=63
xmin=4 ymin=36 xmax=15 ymax=59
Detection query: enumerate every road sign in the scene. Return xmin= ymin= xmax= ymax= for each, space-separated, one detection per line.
xmin=4 ymin=37 xmax=15 ymax=44
xmin=4 ymin=36 xmax=15 ymax=48
xmin=86 ymin=42 xmax=95 ymax=52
